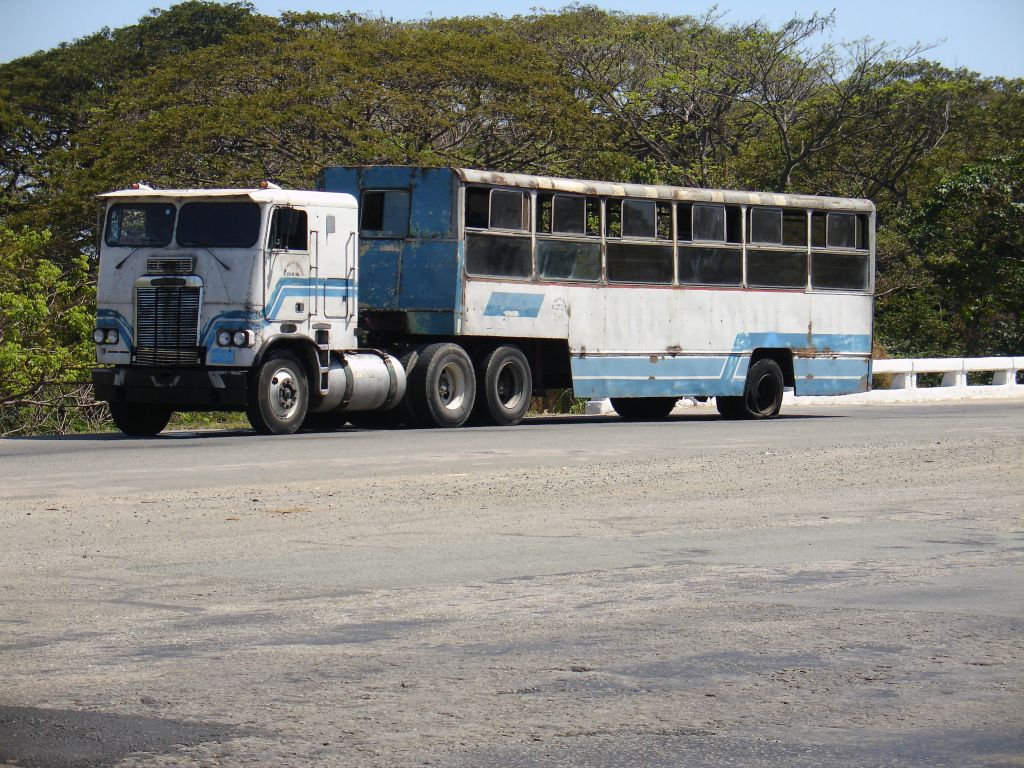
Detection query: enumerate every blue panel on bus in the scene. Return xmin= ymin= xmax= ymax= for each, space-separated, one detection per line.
xmin=408 ymin=168 xmax=455 ymax=237
xmin=359 ymin=241 xmax=402 ymax=307
xmin=483 ymin=292 xmax=545 ymax=318
xmin=794 ymin=357 xmax=870 ymax=395
xmin=399 ymin=240 xmax=460 ymax=309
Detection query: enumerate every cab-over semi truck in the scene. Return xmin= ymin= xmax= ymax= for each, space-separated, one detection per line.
xmin=92 ymin=167 xmax=874 ymax=435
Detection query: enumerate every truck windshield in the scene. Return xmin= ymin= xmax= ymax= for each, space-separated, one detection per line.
xmin=104 ymin=203 xmax=176 ymax=247
xmin=177 ymin=202 xmax=261 ymax=248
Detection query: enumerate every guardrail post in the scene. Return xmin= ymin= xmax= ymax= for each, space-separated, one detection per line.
xmin=941 ymin=369 xmax=967 ymax=387
xmin=992 ymin=357 xmax=1021 ymax=387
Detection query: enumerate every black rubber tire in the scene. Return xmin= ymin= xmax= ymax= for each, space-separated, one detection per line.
xmin=715 ymin=396 xmax=745 ymax=420
xmin=610 ymin=397 xmax=678 ymax=421
xmin=245 ymin=350 xmax=309 ymax=435
xmin=741 ymin=358 xmax=785 ymax=419
xmin=472 ymin=345 xmax=532 ymax=426
xmin=301 ymin=411 xmax=349 ymax=431
xmin=405 ymin=342 xmax=475 ymax=428
xmin=108 ymin=403 xmax=172 ymax=436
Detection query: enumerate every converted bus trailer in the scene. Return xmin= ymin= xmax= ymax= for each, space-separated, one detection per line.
xmin=317 ymin=166 xmax=874 ymax=424
xmin=91 ymin=168 xmax=874 ymax=435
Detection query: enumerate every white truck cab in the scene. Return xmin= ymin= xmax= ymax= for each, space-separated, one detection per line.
xmin=92 ymin=186 xmax=405 ymax=435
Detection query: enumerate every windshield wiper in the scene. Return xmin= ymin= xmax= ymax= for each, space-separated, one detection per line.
xmin=114 ymin=247 xmax=143 ymax=270
xmin=203 ymin=247 xmax=231 ymax=272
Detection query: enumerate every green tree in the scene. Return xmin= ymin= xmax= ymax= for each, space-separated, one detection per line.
xmin=875 ymin=148 xmax=1024 ymax=357
xmin=0 ymin=226 xmax=98 ymax=435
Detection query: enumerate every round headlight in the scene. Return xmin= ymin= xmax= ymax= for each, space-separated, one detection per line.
xmin=232 ymin=331 xmax=247 ymax=347
xmin=93 ymin=329 xmax=106 ymax=343
xmin=217 ymin=331 xmax=232 ymax=347
xmin=105 ymin=328 xmax=119 ymax=344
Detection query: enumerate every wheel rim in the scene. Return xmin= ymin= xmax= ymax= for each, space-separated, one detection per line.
xmin=437 ymin=361 xmax=467 ymax=411
xmin=495 ymin=360 xmax=525 ymax=410
xmin=268 ymin=365 xmax=301 ymax=421
xmin=750 ymin=373 xmax=779 ymax=415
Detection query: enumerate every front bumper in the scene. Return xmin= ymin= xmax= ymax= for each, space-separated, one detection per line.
xmin=92 ymin=366 xmax=248 ymax=409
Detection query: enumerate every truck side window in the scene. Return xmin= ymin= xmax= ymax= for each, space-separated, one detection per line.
xmin=269 ymin=208 xmax=308 ymax=250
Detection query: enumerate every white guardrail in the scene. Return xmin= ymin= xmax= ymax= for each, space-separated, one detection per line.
xmin=586 ymin=357 xmax=1024 ymax=413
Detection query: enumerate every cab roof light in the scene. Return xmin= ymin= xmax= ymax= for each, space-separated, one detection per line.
xmin=130 ymin=182 xmax=154 ymax=190
xmin=259 ymin=180 xmax=282 ymax=189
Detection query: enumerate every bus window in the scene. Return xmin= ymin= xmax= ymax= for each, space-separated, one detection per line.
xmin=783 ymin=210 xmax=807 ymax=247
xmin=465 ymin=187 xmax=490 ymax=229
xmin=466 ymin=234 xmax=532 ymax=278
xmin=490 ymin=190 xmax=528 ymax=231
xmin=747 ymin=250 xmax=807 ymax=289
xmin=812 ymin=252 xmax=870 ymax=291
xmin=553 ymin=195 xmax=585 ymax=234
xmin=607 ymin=243 xmax=673 ymax=284
xmin=622 ymin=200 xmax=655 ymax=238
xmin=360 ymin=190 xmax=409 ymax=238
xmin=537 ymin=240 xmax=601 ymax=281
xmin=827 ymin=212 xmax=857 ymax=249
xmin=678 ymin=247 xmax=742 ymax=286
xmin=693 ymin=204 xmax=726 ymax=242
xmin=750 ymin=208 xmax=782 ymax=244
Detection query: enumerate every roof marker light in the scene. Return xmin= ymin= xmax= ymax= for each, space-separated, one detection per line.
xmin=259 ymin=180 xmax=282 ymax=189
xmin=130 ymin=182 xmax=154 ymax=190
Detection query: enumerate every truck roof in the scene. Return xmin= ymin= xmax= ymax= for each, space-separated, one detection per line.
xmin=97 ymin=188 xmax=357 ymax=208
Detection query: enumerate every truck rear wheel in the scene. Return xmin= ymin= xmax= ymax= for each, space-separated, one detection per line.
xmin=406 ymin=343 xmax=475 ymax=428
xmin=109 ymin=403 xmax=172 ymax=436
xmin=472 ymin=345 xmax=532 ymax=426
xmin=246 ymin=350 xmax=309 ymax=435
xmin=610 ymin=397 xmax=677 ymax=421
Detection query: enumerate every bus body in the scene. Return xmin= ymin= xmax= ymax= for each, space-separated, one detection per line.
xmin=91 ymin=168 xmax=874 ymax=434
xmin=319 ymin=167 xmax=874 ymax=411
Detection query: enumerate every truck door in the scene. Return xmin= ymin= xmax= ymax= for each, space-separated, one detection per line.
xmin=265 ymin=207 xmax=310 ymax=322
xmin=322 ymin=209 xmax=357 ymax=339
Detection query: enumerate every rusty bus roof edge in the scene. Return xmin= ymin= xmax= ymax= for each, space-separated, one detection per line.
xmin=449 ymin=168 xmax=875 ymax=212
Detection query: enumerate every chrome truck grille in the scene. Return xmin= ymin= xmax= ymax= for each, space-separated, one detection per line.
xmin=146 ymin=257 xmax=194 ymax=275
xmin=134 ymin=286 xmax=202 ymax=365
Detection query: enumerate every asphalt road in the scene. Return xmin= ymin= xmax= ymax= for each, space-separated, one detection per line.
xmin=1 ymin=401 xmax=1022 ymax=767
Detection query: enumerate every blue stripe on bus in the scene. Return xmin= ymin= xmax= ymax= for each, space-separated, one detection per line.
xmin=482 ymin=291 xmax=544 ymax=318
xmin=733 ymin=332 xmax=872 ymax=355
xmin=571 ymin=333 xmax=871 ymax=398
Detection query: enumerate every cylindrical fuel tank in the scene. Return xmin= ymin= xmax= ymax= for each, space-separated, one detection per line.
xmin=312 ymin=351 xmax=406 ymax=414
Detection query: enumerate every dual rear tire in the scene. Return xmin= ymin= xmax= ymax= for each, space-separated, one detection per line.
xmin=402 ymin=342 xmax=533 ymax=428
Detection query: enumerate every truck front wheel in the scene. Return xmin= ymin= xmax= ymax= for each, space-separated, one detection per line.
xmin=109 ymin=403 xmax=172 ymax=436
xmin=246 ymin=351 xmax=309 ymax=435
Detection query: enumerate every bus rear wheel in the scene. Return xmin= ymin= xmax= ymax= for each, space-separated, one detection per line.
xmin=109 ymin=403 xmax=172 ymax=436
xmin=718 ymin=358 xmax=784 ymax=420
xmin=406 ymin=343 xmax=475 ymax=428
xmin=610 ymin=397 xmax=678 ymax=421
xmin=473 ymin=345 xmax=532 ymax=426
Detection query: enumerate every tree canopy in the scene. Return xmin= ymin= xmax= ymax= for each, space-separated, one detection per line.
xmin=1 ymin=2 xmax=1021 ymax=432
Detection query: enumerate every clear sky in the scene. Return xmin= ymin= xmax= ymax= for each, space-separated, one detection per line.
xmin=1 ymin=0 xmax=1022 ymax=77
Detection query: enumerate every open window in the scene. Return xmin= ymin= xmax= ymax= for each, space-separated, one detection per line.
xmin=361 ymin=190 xmax=410 ymax=238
